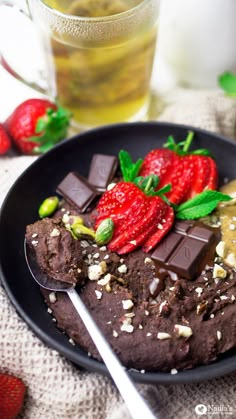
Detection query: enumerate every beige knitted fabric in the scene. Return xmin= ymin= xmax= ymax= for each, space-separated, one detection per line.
xmin=0 ymin=91 xmax=236 ymax=419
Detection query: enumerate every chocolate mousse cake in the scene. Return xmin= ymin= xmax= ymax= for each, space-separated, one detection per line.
xmin=25 ymin=149 xmax=236 ymax=373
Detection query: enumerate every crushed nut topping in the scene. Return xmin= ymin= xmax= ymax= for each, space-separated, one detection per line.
xmin=112 ymin=330 xmax=118 ymax=338
xmin=50 ymin=228 xmax=60 ymax=237
xmin=88 ymin=264 xmax=104 ymax=280
xmin=95 ymin=290 xmax=102 ymax=300
xmin=122 ymin=299 xmax=134 ymax=310
xmin=120 ymin=324 xmax=134 ymax=333
xmin=170 ymin=369 xmax=178 ymax=375
xmin=213 ymin=263 xmax=227 ymax=279
xmin=217 ymin=331 xmax=222 ymax=340
xmin=157 ymin=332 xmax=171 ymax=340
xmin=49 ymin=292 xmax=57 ymax=303
xmin=174 ymin=324 xmax=193 ymax=338
xmin=118 ymin=264 xmax=128 ymax=274
xmin=216 ymin=241 xmax=227 ymax=258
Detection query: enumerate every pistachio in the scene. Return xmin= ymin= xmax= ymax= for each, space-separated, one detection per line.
xmin=95 ymin=218 xmax=114 ymax=246
xmin=71 ymin=223 xmax=95 ymax=240
xmin=38 ymin=196 xmax=59 ymax=218
xmin=62 ymin=214 xmax=84 ymax=227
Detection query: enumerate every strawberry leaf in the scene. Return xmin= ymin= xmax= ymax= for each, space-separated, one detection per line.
xmin=164 ymin=131 xmax=211 ymax=157
xmin=218 ymin=72 xmax=236 ymax=98
xmin=119 ymin=150 xmax=143 ymax=182
xmin=176 ymin=190 xmax=232 ymax=219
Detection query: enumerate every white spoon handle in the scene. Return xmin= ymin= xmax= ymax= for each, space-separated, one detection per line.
xmin=68 ymin=288 xmax=156 ymax=419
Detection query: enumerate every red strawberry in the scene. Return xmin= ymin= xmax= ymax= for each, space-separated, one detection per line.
xmin=5 ymin=98 xmax=70 ymax=154
xmin=0 ymin=373 xmax=26 ymax=419
xmin=139 ymin=132 xmax=218 ymax=205
xmin=95 ymin=181 xmax=174 ymax=254
xmin=0 ymin=123 xmax=11 ymax=155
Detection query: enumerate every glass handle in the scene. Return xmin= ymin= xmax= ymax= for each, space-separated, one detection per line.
xmin=0 ymin=0 xmax=48 ymax=95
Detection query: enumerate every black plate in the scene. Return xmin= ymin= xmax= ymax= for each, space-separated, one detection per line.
xmin=1 ymin=122 xmax=236 ymax=384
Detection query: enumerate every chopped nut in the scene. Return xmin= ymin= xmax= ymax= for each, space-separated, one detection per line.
xmin=103 ymin=254 xmax=110 ymax=260
xmin=138 ymin=324 xmax=143 ymax=329
xmin=47 ymin=308 xmax=52 ymax=314
xmin=157 ymin=332 xmax=171 ymax=340
xmin=93 ymin=253 xmax=100 ymax=259
xmin=159 ymin=300 xmax=167 ymax=314
xmin=31 ymin=240 xmax=38 ymax=246
xmin=229 ymin=223 xmax=236 ymax=231
xmin=112 ymin=330 xmax=118 ymax=338
xmin=77 ymin=268 xmax=82 ymax=274
xmin=215 ymin=241 xmax=227 ymax=258
xmin=144 ymin=257 xmax=152 ymax=264
xmin=118 ymin=264 xmax=128 ymax=274
xmin=170 ymin=369 xmax=178 ymax=375
xmin=129 ymin=240 xmax=137 ymax=245
xmin=32 ymin=233 xmax=38 ymax=238
xmin=125 ymin=312 xmax=135 ymax=318
xmin=174 ymin=324 xmax=193 ymax=338
xmin=146 ymin=332 xmax=152 ymax=337
xmin=122 ymin=299 xmax=134 ymax=310
xmin=88 ymin=264 xmax=104 ymax=280
xmin=231 ymin=295 xmax=236 ymax=301
xmin=225 ymin=253 xmax=236 ymax=268
xmin=62 ymin=213 xmax=70 ymax=224
xmin=97 ymin=273 xmax=111 ymax=286
xmin=49 ymin=292 xmax=57 ymax=303
xmin=107 ymin=182 xmax=116 ymax=190
xmin=120 ymin=324 xmax=134 ymax=333
xmin=50 ymin=228 xmax=60 ymax=237
xmin=217 ymin=330 xmax=222 ymax=340
xmin=95 ymin=290 xmax=102 ymax=300
xmin=99 ymin=261 xmax=107 ymax=273
xmin=210 ymin=313 xmax=215 ymax=319
xmin=145 ymin=310 xmax=149 ymax=316
xmin=100 ymin=246 xmax=107 ymax=251
xmin=213 ymin=263 xmax=227 ymax=279
xmin=195 ymin=287 xmax=203 ymax=297
xmin=196 ymin=300 xmax=208 ymax=315
xmin=219 ymin=295 xmax=228 ymax=300
xmin=69 ymin=338 xmax=75 ymax=346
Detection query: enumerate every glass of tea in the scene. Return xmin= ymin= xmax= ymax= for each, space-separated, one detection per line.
xmin=0 ymin=0 xmax=160 ymax=130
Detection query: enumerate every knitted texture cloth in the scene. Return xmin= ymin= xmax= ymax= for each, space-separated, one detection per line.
xmin=0 ymin=91 xmax=236 ymax=419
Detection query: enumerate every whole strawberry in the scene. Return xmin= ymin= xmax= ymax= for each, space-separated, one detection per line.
xmin=5 ymin=98 xmax=70 ymax=154
xmin=0 ymin=123 xmax=11 ymax=155
xmin=0 ymin=373 xmax=26 ymax=419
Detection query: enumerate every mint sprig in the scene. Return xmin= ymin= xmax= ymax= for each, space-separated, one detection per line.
xmin=218 ymin=72 xmax=236 ymax=98
xmin=176 ymin=190 xmax=232 ymax=220
xmin=119 ymin=150 xmax=143 ymax=182
xmin=164 ymin=131 xmax=212 ymax=157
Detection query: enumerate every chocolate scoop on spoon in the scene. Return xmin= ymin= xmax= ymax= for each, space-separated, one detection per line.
xmin=24 ymin=241 xmax=156 ymax=419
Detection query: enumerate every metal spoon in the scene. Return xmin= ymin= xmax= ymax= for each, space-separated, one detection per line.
xmin=24 ymin=241 xmax=156 ymax=419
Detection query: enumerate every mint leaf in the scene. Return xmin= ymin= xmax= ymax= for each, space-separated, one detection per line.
xmin=218 ymin=72 xmax=236 ymax=98
xmin=119 ymin=150 xmax=143 ymax=182
xmin=176 ymin=190 xmax=232 ymax=219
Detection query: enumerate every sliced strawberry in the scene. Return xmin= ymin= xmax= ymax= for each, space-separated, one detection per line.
xmin=96 ymin=182 xmax=142 ymax=219
xmin=142 ymin=205 xmax=175 ymax=253
xmin=0 ymin=374 xmax=26 ymax=419
xmin=117 ymin=221 xmax=157 ymax=254
xmin=167 ymin=156 xmax=194 ymax=204
xmin=108 ymin=196 xmax=167 ymax=252
xmin=140 ymin=148 xmax=178 ymax=188
xmin=184 ymin=155 xmax=218 ymax=200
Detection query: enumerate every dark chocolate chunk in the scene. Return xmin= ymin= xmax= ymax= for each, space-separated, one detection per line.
xmin=57 ymin=172 xmax=98 ymax=213
xmin=88 ymin=154 xmax=118 ymax=192
xmin=151 ymin=221 xmax=217 ymax=279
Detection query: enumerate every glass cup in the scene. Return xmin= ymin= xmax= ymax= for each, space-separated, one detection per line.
xmin=0 ymin=0 xmax=160 ymax=130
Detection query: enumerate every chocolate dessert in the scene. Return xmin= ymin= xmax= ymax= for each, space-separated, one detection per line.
xmin=25 ymin=146 xmax=236 ymax=373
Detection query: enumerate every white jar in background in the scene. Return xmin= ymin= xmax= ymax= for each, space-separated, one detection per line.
xmin=156 ymin=0 xmax=236 ymax=89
